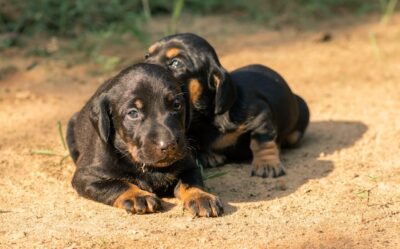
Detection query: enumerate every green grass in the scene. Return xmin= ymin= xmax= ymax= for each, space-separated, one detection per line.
xmin=57 ymin=121 xmax=67 ymax=150
xmin=368 ymin=31 xmax=381 ymax=60
xmin=196 ymin=159 xmax=228 ymax=181
xmin=168 ymin=0 xmax=185 ymax=35
xmin=31 ymin=121 xmax=70 ymax=165
xmin=1 ymin=1 xmax=396 ymax=66
xmin=0 ymin=0 xmax=390 ymax=39
xmin=353 ymin=174 xmax=380 ymax=205
xmin=380 ymin=0 xmax=398 ymax=24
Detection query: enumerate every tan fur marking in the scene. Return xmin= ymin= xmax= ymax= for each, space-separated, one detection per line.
xmin=165 ymin=48 xmax=180 ymax=58
xmin=211 ymin=125 xmax=246 ymax=150
xmin=127 ymin=142 xmax=140 ymax=163
xmin=285 ymin=131 xmax=301 ymax=145
xmin=188 ymin=79 xmax=202 ymax=104
xmin=177 ymin=183 xmax=208 ymax=201
xmin=177 ymin=183 xmax=222 ymax=217
xmin=116 ymin=128 xmax=141 ymax=163
xmin=148 ymin=44 xmax=158 ymax=53
xmin=113 ymin=183 xmax=153 ymax=208
xmin=134 ymin=99 xmax=143 ymax=109
xmin=213 ymin=74 xmax=221 ymax=88
xmin=251 ymin=140 xmax=281 ymax=167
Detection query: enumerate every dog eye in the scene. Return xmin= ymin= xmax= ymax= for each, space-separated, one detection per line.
xmin=172 ymin=99 xmax=182 ymax=111
xmin=144 ymin=53 xmax=150 ymax=59
xmin=168 ymin=58 xmax=182 ymax=69
xmin=127 ymin=109 xmax=139 ymax=119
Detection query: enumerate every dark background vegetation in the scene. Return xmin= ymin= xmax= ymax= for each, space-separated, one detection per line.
xmin=0 ymin=0 xmax=390 ymax=36
xmin=0 ymin=0 xmax=398 ymax=71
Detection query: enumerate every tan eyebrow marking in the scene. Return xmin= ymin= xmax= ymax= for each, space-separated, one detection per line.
xmin=148 ymin=44 xmax=158 ymax=53
xmin=165 ymin=48 xmax=181 ymax=58
xmin=134 ymin=99 xmax=143 ymax=109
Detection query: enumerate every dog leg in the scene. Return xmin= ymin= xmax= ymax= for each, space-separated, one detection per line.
xmin=72 ymin=169 xmax=161 ymax=214
xmin=250 ymin=133 xmax=285 ymax=178
xmin=198 ymin=151 xmax=227 ymax=168
xmin=66 ymin=112 xmax=79 ymax=163
xmin=113 ymin=183 xmax=161 ymax=214
xmin=284 ymin=131 xmax=302 ymax=147
xmin=174 ymin=164 xmax=223 ymax=217
xmin=283 ymin=94 xmax=309 ymax=148
xmin=175 ymin=181 xmax=223 ymax=217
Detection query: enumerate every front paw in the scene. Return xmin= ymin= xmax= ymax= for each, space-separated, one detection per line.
xmin=198 ymin=152 xmax=226 ymax=168
xmin=251 ymin=162 xmax=286 ymax=178
xmin=183 ymin=189 xmax=223 ymax=217
xmin=114 ymin=185 xmax=161 ymax=214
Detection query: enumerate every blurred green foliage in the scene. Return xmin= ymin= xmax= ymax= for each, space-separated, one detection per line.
xmin=0 ymin=0 xmax=396 ymax=70
xmin=0 ymin=0 xmax=386 ymax=37
xmin=0 ymin=0 xmax=152 ymax=36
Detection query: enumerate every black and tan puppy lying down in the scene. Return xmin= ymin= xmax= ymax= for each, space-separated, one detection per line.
xmin=145 ymin=33 xmax=310 ymax=178
xmin=66 ymin=63 xmax=222 ymax=217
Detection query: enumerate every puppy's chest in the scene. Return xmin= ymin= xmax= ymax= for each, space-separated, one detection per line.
xmin=139 ymin=170 xmax=178 ymax=197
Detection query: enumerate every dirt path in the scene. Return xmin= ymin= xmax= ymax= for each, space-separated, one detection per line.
xmin=1 ymin=14 xmax=399 ymax=249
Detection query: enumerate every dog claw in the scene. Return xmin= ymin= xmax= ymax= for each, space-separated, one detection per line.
xmin=123 ymin=200 xmax=134 ymax=213
xmin=184 ymin=193 xmax=223 ymax=217
xmin=251 ymin=163 xmax=285 ymax=178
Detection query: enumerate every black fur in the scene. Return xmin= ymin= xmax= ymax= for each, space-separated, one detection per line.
xmin=145 ymin=33 xmax=310 ymax=177
xmin=66 ymin=63 xmax=222 ymax=216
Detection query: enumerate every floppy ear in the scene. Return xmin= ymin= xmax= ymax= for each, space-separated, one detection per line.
xmin=89 ymin=93 xmax=111 ymax=143
xmin=209 ymin=63 xmax=237 ymax=115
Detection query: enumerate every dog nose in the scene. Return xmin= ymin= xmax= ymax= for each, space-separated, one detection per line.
xmin=158 ymin=140 xmax=177 ymax=152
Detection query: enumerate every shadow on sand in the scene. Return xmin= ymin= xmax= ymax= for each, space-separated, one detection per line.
xmin=204 ymin=120 xmax=368 ymax=215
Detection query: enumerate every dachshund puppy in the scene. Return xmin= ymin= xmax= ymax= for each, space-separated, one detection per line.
xmin=66 ymin=63 xmax=223 ymax=217
xmin=145 ymin=33 xmax=310 ymax=178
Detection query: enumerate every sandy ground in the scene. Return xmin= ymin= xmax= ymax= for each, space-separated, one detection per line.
xmin=0 ymin=14 xmax=400 ymax=249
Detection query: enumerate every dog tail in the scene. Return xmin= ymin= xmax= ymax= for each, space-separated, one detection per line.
xmin=66 ymin=113 xmax=79 ymax=164
xmin=283 ymin=95 xmax=310 ymax=148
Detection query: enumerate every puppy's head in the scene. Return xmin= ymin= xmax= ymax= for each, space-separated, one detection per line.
xmin=145 ymin=33 xmax=236 ymax=115
xmin=89 ymin=63 xmax=189 ymax=167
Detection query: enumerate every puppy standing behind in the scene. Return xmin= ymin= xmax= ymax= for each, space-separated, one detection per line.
xmin=66 ymin=63 xmax=222 ymax=217
xmin=145 ymin=33 xmax=310 ymax=178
